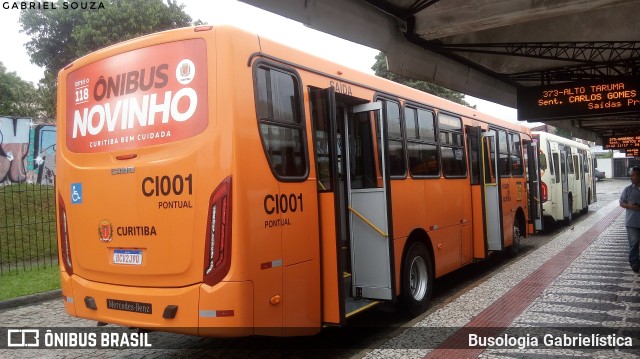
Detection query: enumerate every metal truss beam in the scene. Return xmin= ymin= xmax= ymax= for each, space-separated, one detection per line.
xmin=506 ymin=59 xmax=640 ymax=83
xmin=426 ymin=41 xmax=640 ymax=64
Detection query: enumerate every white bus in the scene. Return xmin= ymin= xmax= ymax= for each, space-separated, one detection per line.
xmin=533 ymin=131 xmax=596 ymax=225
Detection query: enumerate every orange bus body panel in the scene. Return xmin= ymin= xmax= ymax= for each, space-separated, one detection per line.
xmin=318 ymin=193 xmax=341 ymax=324
xmin=471 ymin=186 xmax=487 ymax=259
xmin=56 ymin=25 xmax=533 ymax=336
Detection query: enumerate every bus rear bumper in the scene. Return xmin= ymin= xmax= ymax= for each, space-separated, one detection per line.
xmin=60 ymin=271 xmax=254 ymax=337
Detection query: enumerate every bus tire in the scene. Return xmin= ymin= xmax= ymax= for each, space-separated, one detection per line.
xmin=400 ymin=242 xmax=433 ymax=317
xmin=506 ymin=217 xmax=523 ymax=257
xmin=564 ymin=196 xmax=573 ymax=225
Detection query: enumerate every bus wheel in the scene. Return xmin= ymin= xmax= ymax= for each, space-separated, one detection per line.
xmin=506 ymin=218 xmax=522 ymax=257
xmin=400 ymin=242 xmax=433 ymax=316
xmin=564 ymin=197 xmax=573 ymax=225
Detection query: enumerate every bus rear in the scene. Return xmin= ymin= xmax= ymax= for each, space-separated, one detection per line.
xmin=56 ymin=27 xmax=250 ymax=336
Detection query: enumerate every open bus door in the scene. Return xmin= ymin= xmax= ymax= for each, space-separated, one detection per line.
xmin=559 ymin=145 xmax=571 ymax=220
xmin=481 ymin=132 xmax=503 ymax=251
xmin=592 ymin=157 xmax=598 ymax=203
xmin=345 ymin=102 xmax=394 ymax=301
xmin=309 ymin=88 xmax=394 ymax=324
xmin=579 ymin=150 xmax=588 ymax=211
xmin=524 ymin=139 xmax=543 ymax=231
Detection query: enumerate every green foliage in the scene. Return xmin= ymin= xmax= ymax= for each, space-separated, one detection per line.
xmin=595 ymin=151 xmax=613 ymax=159
xmin=33 ymin=73 xmax=58 ymax=119
xmin=372 ymin=52 xmax=474 ymax=108
xmin=0 ymin=266 xmax=60 ymax=301
xmin=553 ymin=128 xmax=573 ymax=139
xmin=19 ymin=0 xmax=200 ymax=119
xmin=72 ymin=0 xmax=194 ymax=56
xmin=0 ymin=62 xmax=39 ymax=117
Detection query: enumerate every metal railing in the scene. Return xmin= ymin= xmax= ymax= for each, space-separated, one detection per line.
xmin=0 ymin=183 xmax=58 ymax=274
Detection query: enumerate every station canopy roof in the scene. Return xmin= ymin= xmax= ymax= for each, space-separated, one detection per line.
xmin=241 ymin=0 xmax=640 ymax=143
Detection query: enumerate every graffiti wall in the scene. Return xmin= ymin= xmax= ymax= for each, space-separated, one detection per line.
xmin=0 ymin=117 xmax=56 ymax=185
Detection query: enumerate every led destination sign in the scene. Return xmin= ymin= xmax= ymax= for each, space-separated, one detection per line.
xmin=517 ymin=78 xmax=640 ymax=121
xmin=626 ymin=148 xmax=639 ymax=158
xmin=603 ymin=135 xmax=640 ymax=150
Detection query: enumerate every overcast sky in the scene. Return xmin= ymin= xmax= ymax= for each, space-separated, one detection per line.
xmin=0 ymin=0 xmax=519 ymax=122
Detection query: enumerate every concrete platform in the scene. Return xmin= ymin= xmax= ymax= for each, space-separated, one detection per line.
xmin=365 ymin=180 xmax=640 ymax=358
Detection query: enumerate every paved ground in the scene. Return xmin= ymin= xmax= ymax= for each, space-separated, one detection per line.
xmin=0 ymin=179 xmax=633 ymax=358
xmin=363 ymin=179 xmax=638 ymax=358
xmin=480 ymin=214 xmax=639 ymax=358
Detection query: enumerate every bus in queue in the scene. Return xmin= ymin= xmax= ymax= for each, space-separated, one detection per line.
xmin=533 ymin=131 xmax=596 ymax=226
xmin=55 ymin=25 xmax=543 ymax=337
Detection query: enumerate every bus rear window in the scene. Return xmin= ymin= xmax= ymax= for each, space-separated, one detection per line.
xmin=255 ymin=65 xmax=308 ymax=180
xmin=65 ymin=39 xmax=209 ymax=153
xmin=539 ymin=151 xmax=548 ymax=171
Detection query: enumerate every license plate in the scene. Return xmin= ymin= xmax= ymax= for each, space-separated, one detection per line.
xmin=113 ymin=249 xmax=142 ymax=265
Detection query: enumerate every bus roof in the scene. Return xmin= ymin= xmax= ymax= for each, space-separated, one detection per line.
xmin=532 ymin=131 xmax=591 ymax=150
xmin=254 ymin=26 xmax=530 ymax=135
xmin=61 ymin=24 xmax=530 ymax=135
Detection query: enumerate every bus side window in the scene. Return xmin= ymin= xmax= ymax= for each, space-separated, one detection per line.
xmin=466 ymin=126 xmax=480 ymax=185
xmin=382 ymin=99 xmax=406 ymax=178
xmin=510 ymin=133 xmax=523 ymax=176
xmin=553 ymin=153 xmax=560 ymax=180
xmin=574 ymin=155 xmax=580 ymax=180
xmin=310 ymin=89 xmax=333 ymax=191
xmin=498 ymin=130 xmax=510 ymax=177
xmin=547 ymin=142 xmax=555 ymax=178
xmin=483 ymin=135 xmax=497 ymax=184
xmin=567 ymin=151 xmax=575 ymax=174
xmin=539 ymin=150 xmax=548 ymax=172
xmin=406 ymin=107 xmax=439 ymax=177
xmin=255 ymin=65 xmax=308 ymax=180
xmin=439 ymin=113 xmax=466 ymax=177
xmin=583 ymin=152 xmax=590 ymax=174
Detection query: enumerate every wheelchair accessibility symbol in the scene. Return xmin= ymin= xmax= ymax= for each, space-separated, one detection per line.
xmin=71 ymin=183 xmax=82 ymax=204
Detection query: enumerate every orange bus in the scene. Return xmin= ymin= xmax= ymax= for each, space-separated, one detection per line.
xmin=56 ymin=25 xmax=543 ymax=337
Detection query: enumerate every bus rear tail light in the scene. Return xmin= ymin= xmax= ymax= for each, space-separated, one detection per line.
xmin=58 ymin=195 xmax=73 ymax=275
xmin=541 ymin=181 xmax=548 ymax=203
xmin=203 ymin=177 xmax=232 ymax=286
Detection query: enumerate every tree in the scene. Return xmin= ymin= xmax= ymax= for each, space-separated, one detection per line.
xmin=0 ymin=62 xmax=39 ymax=117
xmin=372 ymin=52 xmax=474 ymax=108
xmin=19 ymin=0 xmax=200 ymax=118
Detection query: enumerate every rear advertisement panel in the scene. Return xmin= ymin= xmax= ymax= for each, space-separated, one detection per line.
xmin=65 ymin=39 xmax=208 ymax=153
